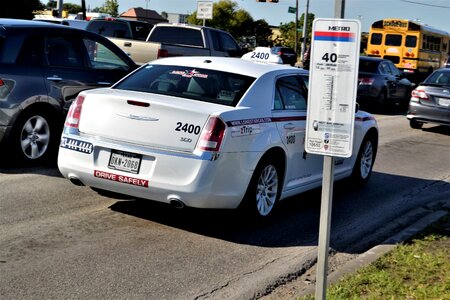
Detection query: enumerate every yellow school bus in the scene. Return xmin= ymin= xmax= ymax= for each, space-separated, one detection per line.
xmin=366 ymin=19 xmax=450 ymax=77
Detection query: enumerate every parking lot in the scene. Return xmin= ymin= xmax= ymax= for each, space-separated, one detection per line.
xmin=1 ymin=113 xmax=449 ymax=299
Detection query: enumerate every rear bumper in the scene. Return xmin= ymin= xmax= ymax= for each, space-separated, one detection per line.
xmin=407 ymin=101 xmax=450 ymax=126
xmin=58 ymin=134 xmax=260 ymax=209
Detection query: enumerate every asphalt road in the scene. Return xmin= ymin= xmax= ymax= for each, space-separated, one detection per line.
xmin=1 ymin=112 xmax=449 ymax=300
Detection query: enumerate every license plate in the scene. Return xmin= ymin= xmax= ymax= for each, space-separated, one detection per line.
xmin=108 ymin=150 xmax=142 ymax=174
xmin=437 ymin=98 xmax=450 ymax=107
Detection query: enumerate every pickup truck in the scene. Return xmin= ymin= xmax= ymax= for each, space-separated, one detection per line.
xmin=86 ymin=19 xmax=243 ymax=65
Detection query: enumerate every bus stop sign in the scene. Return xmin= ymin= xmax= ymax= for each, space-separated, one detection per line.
xmin=305 ymin=19 xmax=361 ymax=158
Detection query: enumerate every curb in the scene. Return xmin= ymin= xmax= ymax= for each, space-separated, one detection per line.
xmin=300 ymin=208 xmax=449 ymax=296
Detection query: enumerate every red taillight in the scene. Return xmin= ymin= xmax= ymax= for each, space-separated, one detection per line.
xmin=411 ymin=89 xmax=429 ymax=101
xmin=359 ymin=77 xmax=375 ymax=85
xmin=0 ymin=79 xmax=4 ymax=86
xmin=405 ymin=52 xmax=410 ymax=57
xmin=277 ymin=51 xmax=283 ymax=55
xmin=196 ymin=117 xmax=226 ymax=152
xmin=65 ymin=95 xmax=85 ymax=128
xmin=157 ymin=49 xmax=169 ymax=58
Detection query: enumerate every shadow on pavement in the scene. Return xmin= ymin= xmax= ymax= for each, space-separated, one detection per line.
xmin=109 ymin=172 xmax=450 ymax=254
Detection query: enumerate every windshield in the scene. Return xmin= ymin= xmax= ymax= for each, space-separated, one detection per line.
xmin=114 ymin=65 xmax=256 ymax=106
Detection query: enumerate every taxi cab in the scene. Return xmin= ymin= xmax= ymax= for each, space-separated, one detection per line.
xmin=58 ymin=56 xmax=378 ymax=218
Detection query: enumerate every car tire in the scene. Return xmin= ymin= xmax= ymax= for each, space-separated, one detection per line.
xmin=409 ymin=119 xmax=423 ymax=129
xmin=242 ymin=156 xmax=282 ymax=219
xmin=351 ymin=134 xmax=377 ymax=185
xmin=11 ymin=108 xmax=60 ymax=163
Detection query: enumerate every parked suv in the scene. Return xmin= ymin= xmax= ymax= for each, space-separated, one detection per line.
xmin=0 ymin=19 xmax=137 ymax=164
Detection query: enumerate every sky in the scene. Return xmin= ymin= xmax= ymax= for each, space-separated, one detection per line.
xmin=82 ymin=0 xmax=450 ymax=33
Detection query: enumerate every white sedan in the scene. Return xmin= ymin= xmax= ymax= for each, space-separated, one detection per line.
xmin=58 ymin=56 xmax=378 ymax=218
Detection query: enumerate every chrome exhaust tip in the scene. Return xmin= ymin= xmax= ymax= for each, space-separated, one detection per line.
xmin=168 ymin=195 xmax=185 ymax=209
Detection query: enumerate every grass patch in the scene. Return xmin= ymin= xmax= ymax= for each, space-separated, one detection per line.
xmin=299 ymin=216 xmax=450 ymax=299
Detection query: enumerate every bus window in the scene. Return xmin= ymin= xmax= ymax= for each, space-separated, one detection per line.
xmin=386 ymin=34 xmax=402 ymax=46
xmin=370 ymin=33 xmax=382 ymax=45
xmin=405 ymin=36 xmax=417 ymax=47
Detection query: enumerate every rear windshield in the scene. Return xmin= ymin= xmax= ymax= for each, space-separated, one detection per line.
xmin=424 ymin=70 xmax=450 ymax=86
xmin=148 ymin=27 xmax=204 ymax=47
xmin=385 ymin=34 xmax=402 ymax=46
xmin=87 ymin=20 xmax=139 ymax=40
xmin=114 ymin=65 xmax=255 ymax=106
xmin=359 ymin=59 xmax=379 ymax=73
xmin=129 ymin=21 xmax=152 ymax=41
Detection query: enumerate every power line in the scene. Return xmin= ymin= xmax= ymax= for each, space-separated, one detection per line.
xmin=399 ymin=0 xmax=450 ymax=9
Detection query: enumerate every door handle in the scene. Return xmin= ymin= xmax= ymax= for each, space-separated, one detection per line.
xmin=97 ymin=81 xmax=111 ymax=85
xmin=47 ymin=76 xmax=62 ymax=81
xmin=124 ymin=42 xmax=132 ymax=47
xmin=283 ymin=123 xmax=295 ymax=130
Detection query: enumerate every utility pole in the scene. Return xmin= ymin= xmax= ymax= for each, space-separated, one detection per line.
xmin=301 ymin=0 xmax=310 ymax=63
xmin=57 ymin=0 xmax=64 ymax=18
xmin=295 ymin=0 xmax=298 ymax=55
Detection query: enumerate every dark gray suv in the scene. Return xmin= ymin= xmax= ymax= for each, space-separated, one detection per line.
xmin=0 ymin=19 xmax=137 ymax=164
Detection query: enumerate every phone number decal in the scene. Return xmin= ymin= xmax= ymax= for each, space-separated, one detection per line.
xmin=60 ymin=137 xmax=93 ymax=154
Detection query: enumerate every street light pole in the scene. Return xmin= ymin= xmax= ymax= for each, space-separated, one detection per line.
xmin=295 ymin=0 xmax=299 ymax=55
xmin=301 ymin=0 xmax=310 ymax=63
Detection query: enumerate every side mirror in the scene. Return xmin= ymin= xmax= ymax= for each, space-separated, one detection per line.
xmin=355 ymin=103 xmax=360 ymax=113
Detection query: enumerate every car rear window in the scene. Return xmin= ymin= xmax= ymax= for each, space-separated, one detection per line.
xmin=114 ymin=64 xmax=255 ymax=106
xmin=87 ymin=20 xmax=132 ymax=39
xmin=425 ymin=70 xmax=450 ymax=86
xmin=129 ymin=21 xmax=152 ymax=41
xmin=359 ymin=59 xmax=379 ymax=73
xmin=148 ymin=27 xmax=204 ymax=47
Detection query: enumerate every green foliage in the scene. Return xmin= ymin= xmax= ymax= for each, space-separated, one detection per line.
xmin=298 ymin=218 xmax=450 ymax=300
xmin=63 ymin=3 xmax=82 ymax=14
xmin=46 ymin=1 xmax=56 ymax=9
xmin=2 ymin=0 xmax=44 ymax=19
xmin=102 ymin=0 xmax=119 ymax=17
xmin=92 ymin=0 xmax=118 ymax=16
xmin=277 ymin=13 xmax=314 ymax=49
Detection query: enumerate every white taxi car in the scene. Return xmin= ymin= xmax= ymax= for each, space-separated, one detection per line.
xmin=58 ymin=56 xmax=378 ymax=218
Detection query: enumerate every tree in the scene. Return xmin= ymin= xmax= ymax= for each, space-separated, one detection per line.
xmin=277 ymin=13 xmax=315 ymax=49
xmin=2 ymin=0 xmax=44 ymax=19
xmin=46 ymin=1 xmax=56 ymax=9
xmin=253 ymin=19 xmax=273 ymax=47
xmin=63 ymin=3 xmax=82 ymax=14
xmin=102 ymin=0 xmax=119 ymax=17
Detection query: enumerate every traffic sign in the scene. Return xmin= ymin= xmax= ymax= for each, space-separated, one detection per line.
xmin=197 ymin=1 xmax=213 ymax=20
xmin=305 ymin=18 xmax=361 ymax=158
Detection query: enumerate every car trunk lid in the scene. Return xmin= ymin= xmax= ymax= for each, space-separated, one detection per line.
xmin=78 ymin=89 xmax=230 ymax=152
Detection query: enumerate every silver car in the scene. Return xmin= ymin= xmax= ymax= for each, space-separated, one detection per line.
xmin=407 ymin=68 xmax=450 ymax=129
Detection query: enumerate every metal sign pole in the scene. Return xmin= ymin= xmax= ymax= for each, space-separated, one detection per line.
xmin=306 ymin=0 xmax=360 ymax=300
xmin=315 ymin=155 xmax=334 ymax=300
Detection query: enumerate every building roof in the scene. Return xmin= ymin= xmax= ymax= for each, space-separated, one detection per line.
xmin=120 ymin=7 xmax=167 ymax=24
